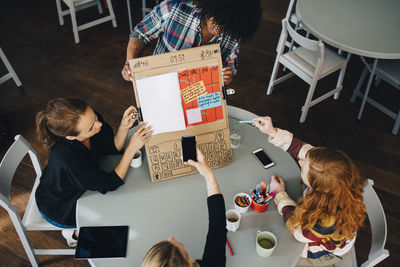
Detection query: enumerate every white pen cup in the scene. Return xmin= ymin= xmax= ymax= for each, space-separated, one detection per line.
xmin=130 ymin=150 xmax=142 ymax=168
xmin=226 ymin=209 xmax=241 ymax=232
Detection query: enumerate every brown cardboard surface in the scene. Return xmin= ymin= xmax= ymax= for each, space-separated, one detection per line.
xmin=128 ymin=44 xmax=232 ymax=182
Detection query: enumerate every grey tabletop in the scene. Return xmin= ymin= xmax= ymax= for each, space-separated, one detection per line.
xmin=77 ymin=107 xmax=304 ymax=267
xmin=296 ymin=0 xmax=400 ymax=59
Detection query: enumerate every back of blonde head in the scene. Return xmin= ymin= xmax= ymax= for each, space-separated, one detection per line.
xmin=141 ymin=241 xmax=199 ymax=267
xmin=287 ymin=147 xmax=366 ymax=240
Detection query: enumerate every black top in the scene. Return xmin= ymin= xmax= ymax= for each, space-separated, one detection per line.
xmin=35 ymin=113 xmax=124 ymax=226
xmin=196 ymin=194 xmax=227 ymax=267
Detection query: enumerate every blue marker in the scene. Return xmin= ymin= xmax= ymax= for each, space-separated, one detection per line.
xmin=234 ymin=120 xmax=253 ymax=124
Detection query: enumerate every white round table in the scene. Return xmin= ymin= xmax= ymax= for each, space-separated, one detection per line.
xmin=77 ymin=106 xmax=304 ymax=267
xmin=296 ymin=0 xmax=400 ymax=59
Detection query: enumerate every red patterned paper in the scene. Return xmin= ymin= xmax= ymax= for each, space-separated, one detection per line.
xmin=178 ymin=66 xmax=223 ymax=126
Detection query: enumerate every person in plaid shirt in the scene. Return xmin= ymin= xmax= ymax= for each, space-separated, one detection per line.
xmin=121 ymin=0 xmax=261 ymax=85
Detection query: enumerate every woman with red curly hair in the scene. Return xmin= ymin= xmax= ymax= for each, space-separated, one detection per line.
xmin=252 ymin=116 xmax=366 ymax=266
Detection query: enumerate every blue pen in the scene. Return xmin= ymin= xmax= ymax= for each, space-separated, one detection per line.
xmin=234 ymin=120 xmax=253 ymax=124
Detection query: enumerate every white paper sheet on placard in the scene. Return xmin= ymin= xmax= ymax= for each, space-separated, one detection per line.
xmin=136 ymin=72 xmax=186 ymax=135
xmin=186 ymin=108 xmax=202 ymax=124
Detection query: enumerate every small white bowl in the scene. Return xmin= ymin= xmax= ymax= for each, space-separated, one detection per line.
xmin=233 ymin=193 xmax=252 ymax=213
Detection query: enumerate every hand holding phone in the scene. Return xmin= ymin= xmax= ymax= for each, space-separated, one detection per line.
xmin=181 ymin=136 xmax=197 ymax=162
xmin=252 ymin=148 xmax=275 ymax=169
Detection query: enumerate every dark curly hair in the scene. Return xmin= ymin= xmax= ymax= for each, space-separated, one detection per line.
xmin=194 ymin=0 xmax=262 ymax=41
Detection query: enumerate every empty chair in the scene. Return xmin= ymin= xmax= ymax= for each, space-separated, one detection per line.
xmin=141 ymin=0 xmax=160 ymax=18
xmin=333 ymin=179 xmax=389 ymax=267
xmin=55 ymin=0 xmax=117 ymax=43
xmin=0 ymin=47 xmax=22 ymax=87
xmin=0 ymin=135 xmax=75 ymax=267
xmin=350 ymin=59 xmax=400 ymax=135
xmin=267 ymin=19 xmax=348 ymax=123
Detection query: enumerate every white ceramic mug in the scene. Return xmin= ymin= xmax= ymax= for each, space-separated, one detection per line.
xmin=256 ymin=231 xmax=277 ymax=257
xmin=226 ymin=209 xmax=241 ymax=232
xmin=130 ymin=150 xmax=142 ymax=168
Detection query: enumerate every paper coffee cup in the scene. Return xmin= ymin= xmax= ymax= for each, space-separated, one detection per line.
xmin=256 ymin=231 xmax=277 ymax=257
xmin=226 ymin=209 xmax=241 ymax=232
xmin=130 ymin=150 xmax=142 ymax=168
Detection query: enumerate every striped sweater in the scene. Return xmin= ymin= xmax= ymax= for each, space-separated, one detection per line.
xmin=269 ymin=128 xmax=355 ymax=259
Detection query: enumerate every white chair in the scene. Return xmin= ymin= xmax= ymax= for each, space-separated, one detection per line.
xmin=0 ymin=135 xmax=75 ymax=267
xmin=267 ymin=19 xmax=348 ymax=123
xmin=283 ymin=0 xmax=309 ymax=51
xmin=0 ymin=47 xmax=22 ymax=87
xmin=333 ymin=179 xmax=390 ymax=267
xmin=141 ymin=0 xmax=160 ymax=18
xmin=350 ymin=59 xmax=400 ymax=135
xmin=55 ymin=0 xmax=117 ymax=44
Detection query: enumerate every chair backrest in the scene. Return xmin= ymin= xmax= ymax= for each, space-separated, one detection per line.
xmin=375 ymin=59 xmax=400 ymax=89
xmin=0 ymin=135 xmax=42 ymax=208
xmin=285 ymin=0 xmax=297 ymax=21
xmin=282 ymin=19 xmax=322 ymax=54
xmin=361 ymin=179 xmax=390 ymax=267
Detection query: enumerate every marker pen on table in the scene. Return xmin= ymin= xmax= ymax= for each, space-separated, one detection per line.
xmin=226 ymin=238 xmax=234 ymax=256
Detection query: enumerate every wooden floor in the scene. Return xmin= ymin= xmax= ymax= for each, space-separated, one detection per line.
xmin=0 ymin=0 xmax=398 ymax=266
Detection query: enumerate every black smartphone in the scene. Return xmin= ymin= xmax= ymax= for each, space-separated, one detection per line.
xmin=181 ymin=136 xmax=197 ymax=162
xmin=252 ymin=148 xmax=275 ymax=169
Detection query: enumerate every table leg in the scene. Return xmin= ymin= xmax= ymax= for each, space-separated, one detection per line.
xmin=357 ymin=58 xmax=378 ymax=120
xmin=127 ymin=0 xmax=133 ymax=33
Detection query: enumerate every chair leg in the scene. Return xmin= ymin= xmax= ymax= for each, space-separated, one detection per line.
xmin=351 ymin=66 xmax=368 ymax=103
xmin=374 ymin=77 xmax=381 ymax=87
xmin=334 ymin=63 xmax=348 ymax=99
xmin=300 ymin=79 xmax=318 ymax=123
xmin=142 ymin=0 xmax=147 ymax=18
xmin=8 ymin=207 xmax=39 ymax=267
xmin=69 ymin=4 xmax=80 ymax=44
xmin=393 ymin=110 xmax=400 ymax=135
xmin=55 ymin=0 xmax=64 ymax=25
xmin=0 ymin=47 xmax=22 ymax=87
xmin=357 ymin=59 xmax=378 ymax=120
xmin=106 ymin=0 xmax=117 ymax=28
xmin=96 ymin=0 xmax=103 ymax=14
xmin=267 ymin=57 xmax=281 ymax=95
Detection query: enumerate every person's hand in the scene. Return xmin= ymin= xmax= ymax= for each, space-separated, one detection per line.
xmin=222 ymin=66 xmax=233 ymax=85
xmin=121 ymin=61 xmax=133 ymax=82
xmin=252 ymin=116 xmax=277 ymax=137
xmin=185 ymin=148 xmax=213 ymax=178
xmin=120 ymin=106 xmax=138 ymax=131
xmin=127 ymin=122 xmax=153 ymax=153
xmin=270 ymin=175 xmax=285 ymax=193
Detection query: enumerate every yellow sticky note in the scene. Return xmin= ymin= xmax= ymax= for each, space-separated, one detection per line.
xmin=181 ymin=80 xmax=207 ymax=103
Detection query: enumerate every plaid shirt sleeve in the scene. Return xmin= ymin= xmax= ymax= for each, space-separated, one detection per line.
xmin=130 ymin=0 xmax=172 ymax=44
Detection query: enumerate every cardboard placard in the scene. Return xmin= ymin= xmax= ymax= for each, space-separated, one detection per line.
xmin=129 ymin=44 xmax=232 ymax=182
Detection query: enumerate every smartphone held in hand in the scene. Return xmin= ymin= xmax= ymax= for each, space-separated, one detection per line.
xmin=181 ymin=136 xmax=197 ymax=162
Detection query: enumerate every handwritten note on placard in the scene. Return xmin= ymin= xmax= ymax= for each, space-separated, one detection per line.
xmin=181 ymin=81 xmax=207 ymax=103
xmin=197 ymin=92 xmax=222 ymax=110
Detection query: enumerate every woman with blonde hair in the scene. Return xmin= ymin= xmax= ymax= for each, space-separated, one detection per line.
xmin=141 ymin=148 xmax=226 ymax=267
xmin=35 ymin=98 xmax=152 ymax=247
xmin=252 ymin=116 xmax=366 ymax=266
